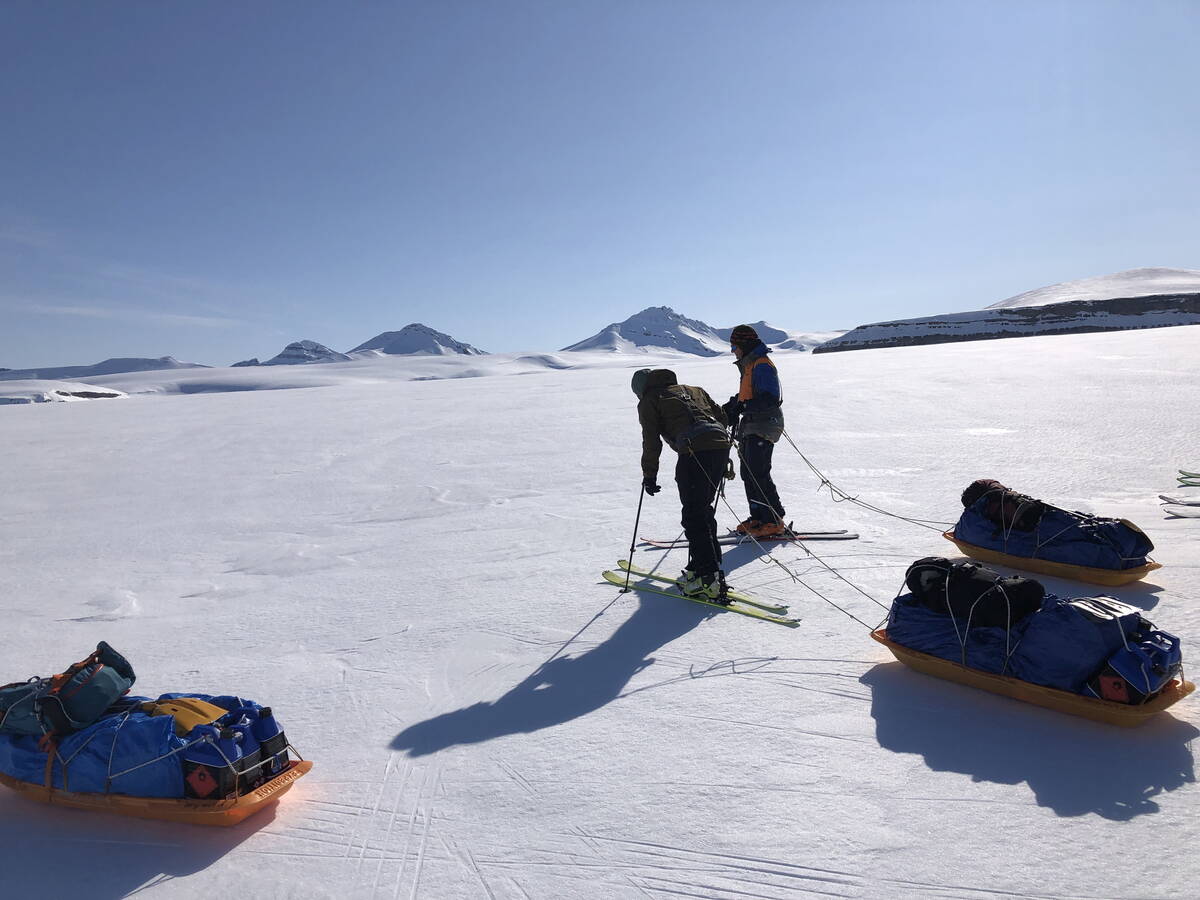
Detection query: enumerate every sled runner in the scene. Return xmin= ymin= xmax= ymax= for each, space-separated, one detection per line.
xmin=0 ymin=759 xmax=312 ymax=826
xmin=871 ymin=628 xmax=1193 ymax=727
xmin=942 ymin=530 xmax=1162 ymax=586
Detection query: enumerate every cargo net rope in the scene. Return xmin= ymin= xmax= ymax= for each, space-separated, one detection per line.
xmin=0 ymin=689 xmax=305 ymax=798
xmin=692 ymin=441 xmax=892 ymax=630
xmin=889 ymin=559 xmax=1186 ymax=705
xmin=960 ymin=480 xmax=1154 ymax=566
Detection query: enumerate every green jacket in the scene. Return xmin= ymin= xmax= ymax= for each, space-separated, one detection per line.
xmin=636 ymin=369 xmax=731 ymax=480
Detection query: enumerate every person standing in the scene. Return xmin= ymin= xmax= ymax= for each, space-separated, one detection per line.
xmin=633 ymin=368 xmax=732 ymax=600
xmin=723 ymin=325 xmax=787 ymax=537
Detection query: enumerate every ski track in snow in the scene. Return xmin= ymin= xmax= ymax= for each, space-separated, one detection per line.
xmin=2 ymin=328 xmax=1199 ymax=898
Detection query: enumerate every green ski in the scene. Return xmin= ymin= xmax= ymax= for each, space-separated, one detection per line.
xmin=602 ymin=570 xmax=801 ymax=628
xmin=616 ymin=559 xmax=788 ymax=613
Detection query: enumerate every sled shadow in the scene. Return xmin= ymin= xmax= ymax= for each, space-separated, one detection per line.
xmin=862 ymin=662 xmax=1197 ymax=820
xmin=0 ymin=789 xmax=272 ymax=898
xmin=391 ymin=591 xmax=712 ymax=757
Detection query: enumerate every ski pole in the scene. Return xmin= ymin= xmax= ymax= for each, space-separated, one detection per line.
xmin=622 ymin=484 xmax=647 ymax=592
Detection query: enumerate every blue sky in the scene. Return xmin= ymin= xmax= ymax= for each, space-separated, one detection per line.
xmin=2 ymin=1 xmax=1198 ymax=367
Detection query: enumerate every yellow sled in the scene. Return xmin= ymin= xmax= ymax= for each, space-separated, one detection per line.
xmin=871 ymin=629 xmax=1193 ymax=727
xmin=942 ymin=530 xmax=1162 ymax=586
xmin=0 ymin=759 xmax=312 ymax=827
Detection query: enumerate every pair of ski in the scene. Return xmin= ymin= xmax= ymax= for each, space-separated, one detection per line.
xmin=1159 ymin=498 xmax=1200 ymax=519
xmin=640 ymin=528 xmax=857 ymax=549
xmin=1159 ymin=494 xmax=1200 ymax=507
xmin=1163 ymin=473 xmax=1200 ymax=517
xmin=601 ymin=560 xmax=800 ymax=628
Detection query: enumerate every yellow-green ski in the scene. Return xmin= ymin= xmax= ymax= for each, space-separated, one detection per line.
xmin=602 ymin=570 xmax=800 ymax=628
xmin=617 ymin=559 xmax=788 ymax=613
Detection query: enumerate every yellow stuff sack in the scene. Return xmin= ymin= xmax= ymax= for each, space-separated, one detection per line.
xmin=140 ymin=697 xmax=227 ymax=735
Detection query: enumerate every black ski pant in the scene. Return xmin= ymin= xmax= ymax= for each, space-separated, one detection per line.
xmin=739 ymin=436 xmax=785 ymax=525
xmin=676 ymin=447 xmax=729 ymax=578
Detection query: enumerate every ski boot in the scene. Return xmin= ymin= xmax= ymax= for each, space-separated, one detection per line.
xmin=745 ymin=520 xmax=785 ymax=538
xmin=734 ymin=518 xmax=761 ymax=534
xmin=679 ymin=570 xmax=731 ymax=605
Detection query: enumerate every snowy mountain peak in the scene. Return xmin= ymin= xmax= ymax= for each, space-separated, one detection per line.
xmin=261 ymin=340 xmax=353 ymax=366
xmin=561 ymin=306 xmax=727 ymax=355
xmin=350 ymin=324 xmax=486 ymax=356
xmin=987 ymin=266 xmax=1200 ymax=309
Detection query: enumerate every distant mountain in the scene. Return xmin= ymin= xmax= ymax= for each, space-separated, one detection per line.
xmin=712 ymin=320 xmax=835 ymax=352
xmin=712 ymin=321 xmax=790 ymax=344
xmin=564 ymin=308 xmax=831 ymax=354
xmin=986 ymin=267 xmax=1200 ymax=309
xmin=258 ymin=340 xmax=352 ymax=366
xmin=350 ymin=324 xmax=485 ymax=356
xmin=814 ymin=267 xmax=1200 ymax=353
xmin=0 ymin=356 xmax=209 ymax=381
xmin=563 ymin=307 xmax=726 ymax=355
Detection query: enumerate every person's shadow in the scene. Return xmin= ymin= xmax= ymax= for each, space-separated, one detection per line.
xmin=862 ymin=662 xmax=1197 ymax=820
xmin=392 ymin=587 xmax=713 ymax=756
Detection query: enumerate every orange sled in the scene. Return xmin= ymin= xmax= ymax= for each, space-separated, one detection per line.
xmin=0 ymin=759 xmax=312 ymax=826
xmin=942 ymin=530 xmax=1162 ymax=587
xmin=871 ymin=628 xmax=1193 ymax=727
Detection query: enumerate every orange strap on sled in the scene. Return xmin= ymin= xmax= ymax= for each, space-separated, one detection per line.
xmin=41 ymin=738 xmax=57 ymax=788
xmin=46 ymin=649 xmax=103 ymax=697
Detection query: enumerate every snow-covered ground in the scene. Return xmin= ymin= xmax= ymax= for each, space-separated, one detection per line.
xmin=2 ymin=326 xmax=1198 ymax=898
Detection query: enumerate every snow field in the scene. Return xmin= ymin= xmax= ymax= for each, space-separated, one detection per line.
xmin=1 ymin=326 xmax=1198 ymax=898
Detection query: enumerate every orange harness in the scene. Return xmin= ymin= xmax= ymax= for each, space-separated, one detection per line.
xmin=738 ymin=356 xmax=776 ymax=402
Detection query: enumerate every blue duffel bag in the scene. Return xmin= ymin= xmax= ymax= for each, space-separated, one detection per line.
xmin=956 ymin=479 xmax=1153 ymax=570
xmin=1007 ymin=595 xmax=1145 ymax=693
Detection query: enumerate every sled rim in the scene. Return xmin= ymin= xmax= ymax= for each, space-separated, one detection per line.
xmin=0 ymin=759 xmax=312 ymax=826
xmin=870 ymin=628 xmax=1193 ymax=727
xmin=942 ymin=531 xmax=1162 ymax=586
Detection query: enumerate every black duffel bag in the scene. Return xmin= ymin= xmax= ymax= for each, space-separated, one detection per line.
xmin=905 ymin=557 xmax=1045 ymax=629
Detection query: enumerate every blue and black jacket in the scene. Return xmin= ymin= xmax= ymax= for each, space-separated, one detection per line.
xmin=724 ymin=343 xmax=784 ymax=442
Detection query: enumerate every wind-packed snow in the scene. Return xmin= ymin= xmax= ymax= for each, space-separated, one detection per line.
xmin=987 ymin=267 xmax=1200 ymax=309
xmin=1 ymin=326 xmax=1198 ymax=898
xmin=0 ymin=380 xmax=127 ymax=405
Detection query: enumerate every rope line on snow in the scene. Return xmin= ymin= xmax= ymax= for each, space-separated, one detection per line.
xmin=684 ymin=444 xmax=884 ymax=631
xmin=780 ymin=429 xmax=955 ymax=533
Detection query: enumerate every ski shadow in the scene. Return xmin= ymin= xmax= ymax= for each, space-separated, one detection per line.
xmin=862 ymin=662 xmax=1197 ymax=820
xmin=0 ymin=789 xmax=272 ymax=898
xmin=391 ymin=590 xmax=713 ymax=757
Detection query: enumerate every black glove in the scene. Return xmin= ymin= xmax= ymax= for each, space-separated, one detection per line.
xmin=642 ymin=477 xmax=661 ymax=495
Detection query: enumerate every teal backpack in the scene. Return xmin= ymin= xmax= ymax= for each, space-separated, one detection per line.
xmin=0 ymin=642 xmax=136 ymax=739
